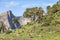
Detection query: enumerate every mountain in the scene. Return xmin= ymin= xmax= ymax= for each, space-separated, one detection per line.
xmin=0 ymin=10 xmax=20 ymax=31
xmin=0 ymin=0 xmax=60 ymax=40
xmin=0 ymin=11 xmax=60 ymax=40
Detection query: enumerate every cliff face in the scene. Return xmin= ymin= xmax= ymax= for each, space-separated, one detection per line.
xmin=0 ymin=10 xmax=31 ymax=30
xmin=0 ymin=10 xmax=19 ymax=30
xmin=7 ymin=10 xmax=15 ymax=29
xmin=18 ymin=17 xmax=31 ymax=26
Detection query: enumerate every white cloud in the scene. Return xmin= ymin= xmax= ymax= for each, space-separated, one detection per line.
xmin=21 ymin=3 xmax=54 ymax=8
xmin=21 ymin=3 xmax=41 ymax=8
xmin=5 ymin=1 xmax=20 ymax=7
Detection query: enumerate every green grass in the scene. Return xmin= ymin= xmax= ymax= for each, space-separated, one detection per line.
xmin=0 ymin=22 xmax=60 ymax=40
xmin=0 ymin=11 xmax=60 ymax=40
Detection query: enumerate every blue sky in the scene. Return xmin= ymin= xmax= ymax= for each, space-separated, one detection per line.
xmin=0 ymin=0 xmax=58 ymax=16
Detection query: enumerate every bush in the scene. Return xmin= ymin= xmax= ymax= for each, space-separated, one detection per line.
xmin=27 ymin=22 xmax=33 ymax=25
xmin=41 ymin=22 xmax=50 ymax=26
xmin=17 ymin=26 xmax=22 ymax=29
xmin=5 ymin=30 xmax=12 ymax=34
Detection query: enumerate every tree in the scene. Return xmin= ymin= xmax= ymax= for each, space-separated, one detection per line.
xmin=23 ymin=7 xmax=44 ymax=21
xmin=47 ymin=5 xmax=53 ymax=14
xmin=47 ymin=2 xmax=60 ymax=15
xmin=52 ymin=4 xmax=59 ymax=13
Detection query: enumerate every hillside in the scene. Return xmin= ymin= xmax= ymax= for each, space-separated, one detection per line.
xmin=0 ymin=0 xmax=60 ymax=40
xmin=0 ymin=11 xmax=60 ymax=40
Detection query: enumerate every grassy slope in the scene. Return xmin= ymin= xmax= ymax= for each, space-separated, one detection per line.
xmin=0 ymin=12 xmax=60 ymax=40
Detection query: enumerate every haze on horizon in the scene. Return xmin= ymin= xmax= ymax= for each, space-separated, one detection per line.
xmin=0 ymin=0 xmax=58 ymax=16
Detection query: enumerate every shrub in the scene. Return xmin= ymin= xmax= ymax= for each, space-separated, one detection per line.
xmin=41 ymin=22 xmax=50 ymax=26
xmin=5 ymin=30 xmax=12 ymax=34
xmin=17 ymin=26 xmax=22 ymax=29
xmin=27 ymin=22 xmax=33 ymax=25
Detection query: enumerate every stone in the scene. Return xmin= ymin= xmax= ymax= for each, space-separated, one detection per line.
xmin=0 ymin=10 xmax=20 ymax=30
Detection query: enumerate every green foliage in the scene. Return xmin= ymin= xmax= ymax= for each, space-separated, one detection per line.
xmin=0 ymin=0 xmax=60 ymax=40
xmin=5 ymin=30 xmax=12 ymax=34
xmin=27 ymin=22 xmax=33 ymax=26
xmin=23 ymin=7 xmax=44 ymax=21
xmin=47 ymin=2 xmax=60 ymax=14
xmin=12 ymin=17 xmax=19 ymax=23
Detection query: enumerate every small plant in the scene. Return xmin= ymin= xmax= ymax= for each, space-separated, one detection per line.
xmin=27 ymin=22 xmax=33 ymax=25
xmin=41 ymin=22 xmax=50 ymax=26
xmin=5 ymin=30 xmax=12 ymax=34
xmin=17 ymin=26 xmax=22 ymax=29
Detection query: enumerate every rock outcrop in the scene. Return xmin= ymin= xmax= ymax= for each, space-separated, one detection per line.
xmin=0 ymin=10 xmax=20 ymax=30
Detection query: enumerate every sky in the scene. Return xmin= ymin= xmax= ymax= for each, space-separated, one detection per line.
xmin=0 ymin=0 xmax=58 ymax=16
